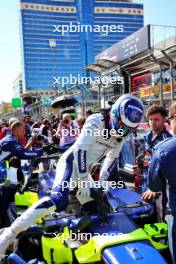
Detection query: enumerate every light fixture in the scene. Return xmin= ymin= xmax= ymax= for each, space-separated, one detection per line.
xmin=49 ymin=39 xmax=57 ymax=48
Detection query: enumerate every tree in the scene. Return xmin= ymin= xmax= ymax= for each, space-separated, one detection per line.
xmin=0 ymin=102 xmax=13 ymax=114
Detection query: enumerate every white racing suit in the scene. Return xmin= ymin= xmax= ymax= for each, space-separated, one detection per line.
xmin=0 ymin=113 xmax=125 ymax=258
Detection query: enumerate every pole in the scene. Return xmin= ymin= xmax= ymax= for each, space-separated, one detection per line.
xmin=151 ymin=54 xmax=164 ymax=106
xmin=81 ymin=89 xmax=84 ymax=116
xmin=170 ymin=61 xmax=174 ymax=103
xmin=84 ymin=89 xmax=87 ymax=111
xmin=98 ymin=83 xmax=101 ymax=110
xmin=103 ymin=85 xmax=105 ymax=109
xmin=159 ymin=65 xmax=164 ymax=106
xmin=119 ymin=67 xmax=125 ymax=95
xmin=161 ymin=50 xmax=174 ymax=104
xmin=128 ymin=75 xmax=132 ymax=94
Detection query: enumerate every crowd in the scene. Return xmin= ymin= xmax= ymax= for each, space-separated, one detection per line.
xmin=0 ymin=111 xmax=88 ymax=150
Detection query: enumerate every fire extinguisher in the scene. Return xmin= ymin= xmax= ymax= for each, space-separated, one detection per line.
xmin=133 ymin=165 xmax=142 ymax=189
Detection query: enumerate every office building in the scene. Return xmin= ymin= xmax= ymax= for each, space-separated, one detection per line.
xmin=20 ymin=0 xmax=143 ymax=95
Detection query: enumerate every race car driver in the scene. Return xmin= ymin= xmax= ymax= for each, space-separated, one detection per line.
xmin=0 ymin=94 xmax=144 ymax=259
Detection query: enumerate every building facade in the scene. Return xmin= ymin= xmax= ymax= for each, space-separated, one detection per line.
xmin=12 ymin=73 xmax=23 ymax=98
xmin=20 ymin=0 xmax=143 ymax=96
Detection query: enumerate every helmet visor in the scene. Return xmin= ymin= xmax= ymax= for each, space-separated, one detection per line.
xmin=121 ymin=99 xmax=144 ymax=128
xmin=127 ymin=107 xmax=143 ymax=124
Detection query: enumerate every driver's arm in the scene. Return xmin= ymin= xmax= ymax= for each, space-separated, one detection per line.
xmin=73 ymin=116 xmax=99 ymax=179
xmin=99 ymin=139 xmax=124 ymax=182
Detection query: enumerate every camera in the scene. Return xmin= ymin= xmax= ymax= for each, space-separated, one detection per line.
xmin=63 ymin=119 xmax=70 ymax=125
xmin=36 ymin=134 xmax=44 ymax=141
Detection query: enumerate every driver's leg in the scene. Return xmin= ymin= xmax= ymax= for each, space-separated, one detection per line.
xmin=0 ymin=196 xmax=56 ymax=260
xmin=50 ymin=150 xmax=74 ymax=210
xmin=0 ymin=150 xmax=75 ymax=260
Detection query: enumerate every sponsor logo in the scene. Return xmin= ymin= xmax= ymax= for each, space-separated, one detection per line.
xmin=78 ymin=150 xmax=86 ymax=173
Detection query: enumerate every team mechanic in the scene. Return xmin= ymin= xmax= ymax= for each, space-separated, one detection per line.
xmin=0 ymin=94 xmax=144 ymax=258
xmin=0 ymin=121 xmax=44 ymax=227
xmin=0 ymin=121 xmax=43 ymax=163
xmin=142 ymin=101 xmax=176 ymax=263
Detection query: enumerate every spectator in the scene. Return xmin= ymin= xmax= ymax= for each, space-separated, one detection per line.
xmin=26 ymin=128 xmax=49 ymax=172
xmin=23 ymin=120 xmax=32 ymax=141
xmin=40 ymin=120 xmax=53 ymax=143
xmin=85 ymin=109 xmax=93 ymax=118
xmin=26 ymin=128 xmax=48 ymax=150
xmin=9 ymin=118 xmax=18 ymax=127
xmin=75 ymin=117 xmax=86 ymax=138
xmin=1 ymin=120 xmax=8 ymax=137
xmin=40 ymin=119 xmax=49 ymax=136
xmin=51 ymin=115 xmax=60 ymax=131
xmin=0 ymin=121 xmax=5 ymax=140
xmin=4 ymin=118 xmax=18 ymax=136
xmin=77 ymin=117 xmax=86 ymax=130
xmin=56 ymin=113 xmax=77 ymax=151
xmin=26 ymin=115 xmax=33 ymax=126
xmin=31 ymin=121 xmax=40 ymax=130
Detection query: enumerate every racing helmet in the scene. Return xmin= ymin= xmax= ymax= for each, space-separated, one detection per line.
xmin=110 ymin=94 xmax=144 ymax=137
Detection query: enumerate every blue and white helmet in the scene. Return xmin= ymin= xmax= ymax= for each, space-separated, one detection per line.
xmin=110 ymin=94 xmax=144 ymax=136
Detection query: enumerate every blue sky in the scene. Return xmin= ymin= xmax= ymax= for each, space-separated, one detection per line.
xmin=0 ymin=0 xmax=176 ymax=102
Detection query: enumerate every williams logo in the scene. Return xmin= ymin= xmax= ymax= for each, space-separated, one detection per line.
xmin=78 ymin=150 xmax=87 ymax=173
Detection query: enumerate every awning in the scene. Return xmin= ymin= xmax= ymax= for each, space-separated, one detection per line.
xmin=85 ymin=59 xmax=118 ymax=73
xmin=51 ymin=95 xmax=78 ymax=108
